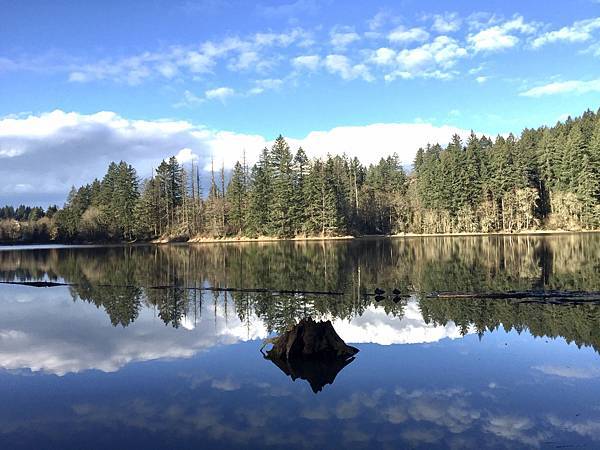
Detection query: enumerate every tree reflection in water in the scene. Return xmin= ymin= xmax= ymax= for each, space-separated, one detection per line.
xmin=1 ymin=234 xmax=600 ymax=351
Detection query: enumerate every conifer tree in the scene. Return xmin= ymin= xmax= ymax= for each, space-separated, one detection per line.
xmin=270 ymin=135 xmax=295 ymax=237
xmin=226 ymin=161 xmax=247 ymax=235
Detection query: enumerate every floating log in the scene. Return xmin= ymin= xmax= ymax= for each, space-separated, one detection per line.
xmin=0 ymin=281 xmax=343 ymax=296
xmin=427 ymin=290 xmax=600 ymax=304
xmin=4 ymin=280 xmax=600 ymax=305
xmin=0 ymin=281 xmax=70 ymax=287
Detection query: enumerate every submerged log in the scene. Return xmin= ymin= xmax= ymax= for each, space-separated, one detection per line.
xmin=262 ymin=318 xmax=358 ymax=393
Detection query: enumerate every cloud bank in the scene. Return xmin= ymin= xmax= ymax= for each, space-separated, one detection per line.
xmin=0 ymin=110 xmax=475 ymax=205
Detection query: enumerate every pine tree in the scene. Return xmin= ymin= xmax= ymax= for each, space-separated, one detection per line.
xmin=247 ymin=148 xmax=272 ymax=236
xmin=226 ymin=161 xmax=247 ymax=235
xmin=269 ymin=136 xmax=295 ymax=237
xmin=291 ymin=147 xmax=309 ymax=234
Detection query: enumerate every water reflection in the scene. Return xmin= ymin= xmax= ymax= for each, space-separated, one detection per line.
xmin=1 ymin=235 xmax=600 ymax=448
xmin=0 ymin=286 xmax=465 ymax=375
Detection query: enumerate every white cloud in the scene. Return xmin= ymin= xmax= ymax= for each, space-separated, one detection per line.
xmin=533 ymin=365 xmax=600 ymax=379
xmin=476 ymin=76 xmax=488 ymax=83
xmin=371 ymin=47 xmax=396 ymax=65
xmin=368 ymin=11 xmax=390 ymax=31
xmin=174 ymin=90 xmax=205 ymax=108
xmin=519 ymin=78 xmax=600 ymax=97
xmin=386 ymin=35 xmax=467 ymax=80
xmin=287 ymin=121 xmax=477 ymax=166
xmin=332 ymin=300 xmax=471 ymax=345
xmin=388 ymin=26 xmax=430 ymax=44
xmin=65 ymin=29 xmax=312 ymax=85
xmin=157 ymin=62 xmax=178 ymax=78
xmin=181 ymin=50 xmax=214 ymax=73
xmin=227 ymin=51 xmax=260 ymax=71
xmin=431 ymin=12 xmax=462 ymax=33
xmin=485 ymin=415 xmax=547 ymax=447
xmin=211 ymin=378 xmax=241 ymax=391
xmin=330 ymin=30 xmax=361 ymax=48
xmin=532 ymin=17 xmax=600 ymax=48
xmin=175 ymin=147 xmax=200 ymax=164
xmin=468 ymin=16 xmax=536 ymax=52
xmin=205 ymin=86 xmax=235 ymax=101
xmin=548 ymin=415 xmax=600 ymax=440
xmin=247 ymin=78 xmax=284 ymax=95
xmin=0 ymin=109 xmax=480 ymax=204
xmin=0 ymin=287 xmax=268 ymax=375
xmin=324 ymin=54 xmax=373 ymax=81
xmin=292 ymin=54 xmax=320 ymax=71
xmin=0 ymin=110 xmax=267 ymax=204
xmin=255 ymin=78 xmax=283 ymax=90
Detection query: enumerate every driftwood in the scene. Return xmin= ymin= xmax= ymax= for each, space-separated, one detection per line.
xmin=0 ymin=281 xmax=70 ymax=287
xmin=2 ymin=280 xmax=600 ymax=305
xmin=262 ymin=318 xmax=359 ymax=393
xmin=0 ymin=281 xmax=342 ymax=296
xmin=428 ymin=290 xmax=600 ymax=304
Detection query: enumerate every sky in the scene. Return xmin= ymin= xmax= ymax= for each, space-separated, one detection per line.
xmin=1 ymin=0 xmax=600 ymax=205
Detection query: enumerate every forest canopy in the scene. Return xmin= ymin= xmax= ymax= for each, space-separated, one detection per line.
xmin=1 ymin=108 xmax=599 ymax=243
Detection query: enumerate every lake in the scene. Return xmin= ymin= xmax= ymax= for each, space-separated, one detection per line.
xmin=1 ymin=235 xmax=600 ymax=449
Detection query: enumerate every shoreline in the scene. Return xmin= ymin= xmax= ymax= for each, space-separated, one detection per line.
xmin=179 ymin=228 xmax=600 ymax=244
xmin=2 ymin=229 xmax=600 ymax=248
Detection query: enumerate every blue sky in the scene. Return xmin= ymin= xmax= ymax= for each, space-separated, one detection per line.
xmin=1 ymin=0 xmax=600 ymax=205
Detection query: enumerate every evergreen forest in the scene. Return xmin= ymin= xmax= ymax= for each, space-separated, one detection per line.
xmin=1 ymin=108 xmax=600 ymax=243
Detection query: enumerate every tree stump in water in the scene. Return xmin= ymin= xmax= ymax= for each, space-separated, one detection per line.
xmin=263 ymin=318 xmax=359 ymax=393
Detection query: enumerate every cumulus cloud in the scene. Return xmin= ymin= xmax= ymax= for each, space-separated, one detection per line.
xmin=330 ymin=30 xmax=361 ymax=48
xmin=205 ymin=86 xmax=235 ymax=101
xmin=431 ymin=12 xmax=462 ymax=33
xmin=0 ymin=110 xmax=478 ymax=205
xmin=247 ymin=78 xmax=284 ymax=95
xmin=287 ymin=121 xmax=476 ymax=166
xmin=385 ymin=35 xmax=467 ymax=80
xmin=292 ymin=54 xmax=320 ymax=71
xmin=370 ymin=47 xmax=396 ymax=65
xmin=468 ymin=16 xmax=536 ymax=52
xmin=532 ymin=17 xmax=600 ymax=48
xmin=0 ymin=110 xmax=266 ymax=205
xmin=519 ymin=78 xmax=600 ymax=97
xmin=332 ymin=300 xmax=471 ymax=345
xmin=324 ymin=54 xmax=373 ymax=81
xmin=388 ymin=26 xmax=430 ymax=44
xmin=11 ymin=13 xmax=596 ymax=88
xmin=485 ymin=415 xmax=548 ymax=447
xmin=227 ymin=51 xmax=261 ymax=71
xmin=175 ymin=147 xmax=200 ymax=164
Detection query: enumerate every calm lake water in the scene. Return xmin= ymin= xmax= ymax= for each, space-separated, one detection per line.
xmin=1 ymin=235 xmax=600 ymax=449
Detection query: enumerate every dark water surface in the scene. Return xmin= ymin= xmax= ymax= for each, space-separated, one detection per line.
xmin=1 ymin=235 xmax=600 ymax=449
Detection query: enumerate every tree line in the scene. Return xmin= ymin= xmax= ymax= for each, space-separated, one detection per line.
xmin=1 ymin=108 xmax=599 ymax=243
